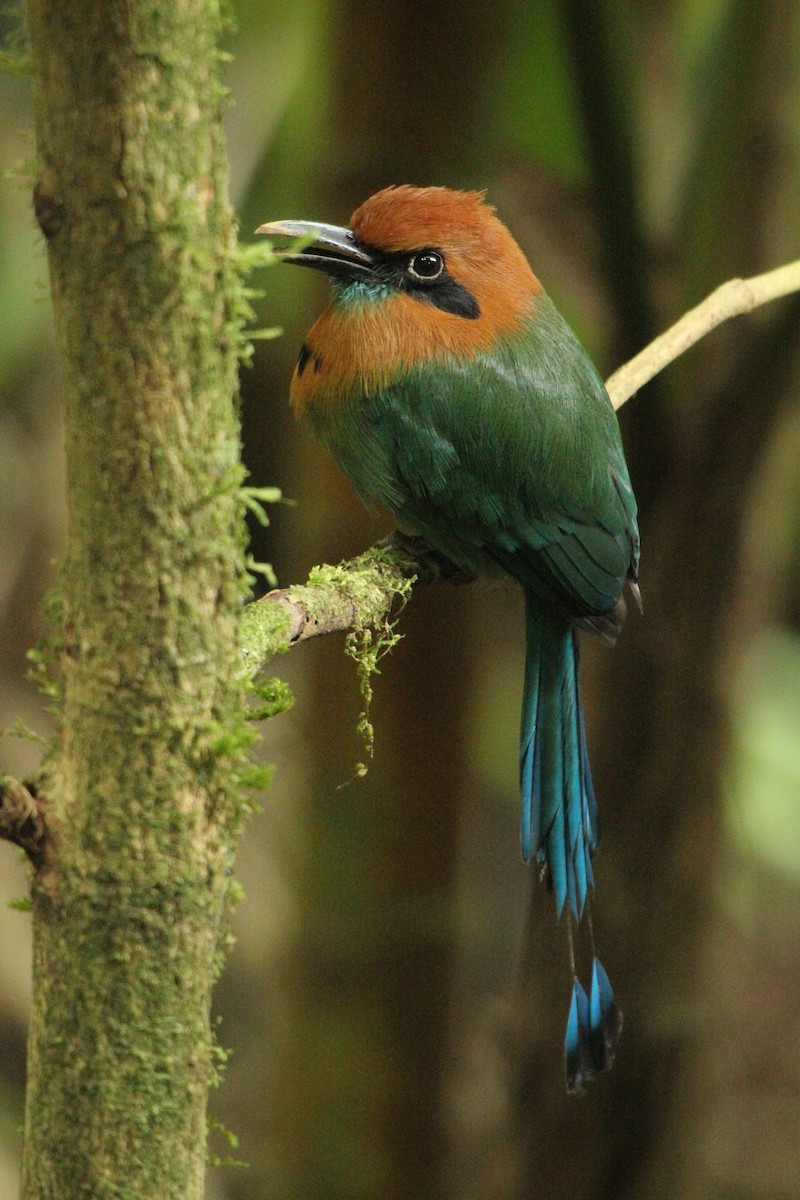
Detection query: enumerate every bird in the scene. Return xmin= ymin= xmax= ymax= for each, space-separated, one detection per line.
xmin=257 ymin=185 xmax=640 ymax=1092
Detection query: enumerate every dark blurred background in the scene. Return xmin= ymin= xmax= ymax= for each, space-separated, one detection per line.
xmin=2 ymin=2 xmax=800 ymax=1197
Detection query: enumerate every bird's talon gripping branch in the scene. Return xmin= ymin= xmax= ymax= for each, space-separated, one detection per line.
xmin=259 ymin=186 xmax=638 ymax=1090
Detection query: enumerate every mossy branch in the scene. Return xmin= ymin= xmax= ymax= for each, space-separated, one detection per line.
xmin=244 ymin=258 xmax=800 ymax=674
xmin=240 ymin=533 xmax=472 ymax=669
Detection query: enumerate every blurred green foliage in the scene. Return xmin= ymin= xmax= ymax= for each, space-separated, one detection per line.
xmin=731 ymin=628 xmax=800 ymax=879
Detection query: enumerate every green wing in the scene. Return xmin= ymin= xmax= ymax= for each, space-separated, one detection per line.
xmin=312 ymin=295 xmax=639 ymax=621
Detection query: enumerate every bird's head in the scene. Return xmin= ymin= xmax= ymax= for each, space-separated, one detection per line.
xmin=258 ymin=185 xmax=540 ymax=330
xmin=256 ymin=186 xmax=543 ymax=404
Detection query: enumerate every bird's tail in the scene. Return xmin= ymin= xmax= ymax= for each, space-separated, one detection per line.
xmin=520 ymin=593 xmax=622 ymax=1092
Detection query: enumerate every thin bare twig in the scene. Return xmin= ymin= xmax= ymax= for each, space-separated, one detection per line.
xmin=607 ymin=259 xmax=800 ymax=408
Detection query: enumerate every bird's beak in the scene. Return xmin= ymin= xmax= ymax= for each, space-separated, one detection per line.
xmin=255 ymin=219 xmax=376 ymax=281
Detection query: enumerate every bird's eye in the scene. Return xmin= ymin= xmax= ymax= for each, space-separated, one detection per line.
xmin=407 ymin=250 xmax=444 ymax=282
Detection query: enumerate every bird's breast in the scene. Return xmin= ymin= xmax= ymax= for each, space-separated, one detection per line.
xmin=290 ymin=289 xmax=537 ymax=418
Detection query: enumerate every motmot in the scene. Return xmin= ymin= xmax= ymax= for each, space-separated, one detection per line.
xmin=257 ymin=186 xmax=640 ymax=1092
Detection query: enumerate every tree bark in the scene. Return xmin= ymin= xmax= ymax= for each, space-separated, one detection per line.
xmin=22 ymin=2 xmax=248 ymax=1196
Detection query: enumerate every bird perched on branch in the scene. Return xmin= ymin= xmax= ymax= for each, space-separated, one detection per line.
xmin=258 ymin=185 xmax=640 ymax=1092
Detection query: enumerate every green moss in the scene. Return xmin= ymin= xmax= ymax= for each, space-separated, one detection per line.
xmin=342 ymin=574 xmax=412 ymax=777
xmin=20 ymin=0 xmax=279 ymax=1194
xmin=248 ymin=675 xmax=294 ymax=722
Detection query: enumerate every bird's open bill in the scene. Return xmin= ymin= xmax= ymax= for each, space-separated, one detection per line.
xmin=255 ymin=219 xmax=375 ymax=280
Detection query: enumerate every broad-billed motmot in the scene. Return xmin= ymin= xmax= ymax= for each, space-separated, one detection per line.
xmin=257 ymin=186 xmax=640 ymax=1092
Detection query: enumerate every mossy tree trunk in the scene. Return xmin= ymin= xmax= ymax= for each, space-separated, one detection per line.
xmin=22 ymin=2 xmax=250 ymax=1197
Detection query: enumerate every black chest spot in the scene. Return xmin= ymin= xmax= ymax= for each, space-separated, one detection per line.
xmin=297 ymin=341 xmax=325 ymax=377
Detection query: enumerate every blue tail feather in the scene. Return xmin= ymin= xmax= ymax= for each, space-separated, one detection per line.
xmin=520 ymin=591 xmax=620 ymax=1090
xmin=565 ymin=961 xmax=622 ymax=1093
xmin=548 ymin=803 xmax=568 ymax=917
xmin=565 ymin=978 xmax=592 ymax=1094
xmin=519 ymin=597 xmax=597 ymax=920
xmin=589 ymin=957 xmax=623 ymax=1072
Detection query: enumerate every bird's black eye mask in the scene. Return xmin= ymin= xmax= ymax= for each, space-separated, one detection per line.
xmin=359 ymin=242 xmax=481 ymax=319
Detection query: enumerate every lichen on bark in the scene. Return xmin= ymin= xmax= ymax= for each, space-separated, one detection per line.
xmin=22 ymin=1 xmax=256 ymax=1196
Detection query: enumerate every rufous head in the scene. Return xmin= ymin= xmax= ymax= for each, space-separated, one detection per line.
xmin=258 ymin=185 xmax=540 ymax=329
xmin=256 ymin=186 xmax=543 ymax=405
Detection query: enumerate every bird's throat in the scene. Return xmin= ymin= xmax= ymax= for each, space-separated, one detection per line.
xmin=332 ymin=277 xmax=396 ymax=307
